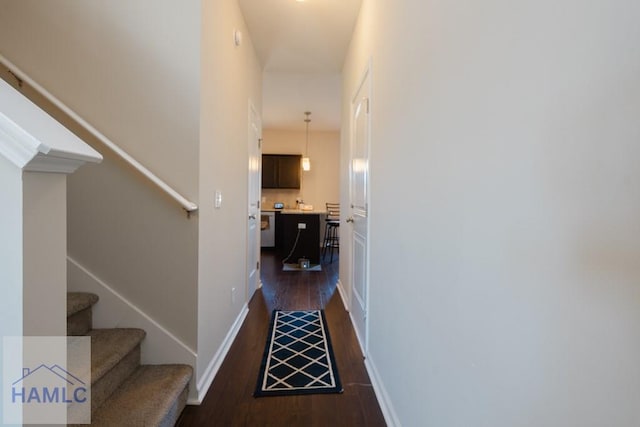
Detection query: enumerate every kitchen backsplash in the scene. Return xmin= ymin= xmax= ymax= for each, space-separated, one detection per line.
xmin=261 ymin=189 xmax=304 ymax=210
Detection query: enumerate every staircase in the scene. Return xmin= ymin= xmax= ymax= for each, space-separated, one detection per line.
xmin=67 ymin=292 xmax=192 ymax=426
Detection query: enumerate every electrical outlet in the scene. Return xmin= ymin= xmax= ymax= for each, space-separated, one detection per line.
xmin=231 ymin=287 xmax=236 ymax=304
xmin=298 ymin=223 xmax=306 ymax=229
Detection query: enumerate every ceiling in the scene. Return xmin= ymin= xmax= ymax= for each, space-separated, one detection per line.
xmin=238 ymin=0 xmax=362 ymax=131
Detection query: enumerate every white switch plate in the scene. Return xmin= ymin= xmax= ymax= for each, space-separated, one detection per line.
xmin=215 ymin=190 xmax=222 ymax=209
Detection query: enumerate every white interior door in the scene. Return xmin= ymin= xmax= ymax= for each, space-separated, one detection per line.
xmin=247 ymin=102 xmax=262 ymax=301
xmin=349 ymin=66 xmax=371 ymax=355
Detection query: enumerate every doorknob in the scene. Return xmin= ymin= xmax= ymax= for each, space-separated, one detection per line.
xmin=346 ymin=217 xmax=354 ymax=223
xmin=249 ymin=214 xmax=257 ymax=220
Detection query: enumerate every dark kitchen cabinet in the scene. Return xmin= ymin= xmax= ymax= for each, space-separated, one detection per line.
xmin=262 ymin=154 xmax=301 ymax=189
xmin=262 ymin=155 xmax=278 ymax=188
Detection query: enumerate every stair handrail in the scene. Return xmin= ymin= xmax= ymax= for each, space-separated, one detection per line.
xmin=0 ymin=54 xmax=198 ymax=214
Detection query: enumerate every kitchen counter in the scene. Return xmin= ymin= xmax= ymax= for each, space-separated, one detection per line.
xmin=262 ymin=209 xmax=327 ymax=215
xmin=281 ymin=209 xmax=327 ymax=215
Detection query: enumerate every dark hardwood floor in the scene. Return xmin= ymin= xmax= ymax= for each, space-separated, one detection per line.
xmin=177 ymin=250 xmax=386 ymax=427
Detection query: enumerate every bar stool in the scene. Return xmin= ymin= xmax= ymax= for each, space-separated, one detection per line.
xmin=322 ymin=203 xmax=340 ymax=263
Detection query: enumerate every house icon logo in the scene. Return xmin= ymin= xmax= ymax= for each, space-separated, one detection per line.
xmin=12 ymin=364 xmax=88 ymax=404
xmin=3 ymin=336 xmax=91 ymax=424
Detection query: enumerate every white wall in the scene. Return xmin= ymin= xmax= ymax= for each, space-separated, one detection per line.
xmin=0 ymin=155 xmax=22 ymax=353
xmin=343 ymin=1 xmax=640 ymax=426
xmin=0 ymin=165 xmax=21 ymax=424
xmin=197 ymin=0 xmax=262 ymax=390
xmin=262 ymin=129 xmax=340 ymax=210
xmin=0 ymin=0 xmax=201 ymax=348
xmin=0 ymin=0 xmax=201 ymax=193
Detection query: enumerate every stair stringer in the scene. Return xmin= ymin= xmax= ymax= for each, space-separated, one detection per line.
xmin=67 ymin=256 xmax=198 ymax=402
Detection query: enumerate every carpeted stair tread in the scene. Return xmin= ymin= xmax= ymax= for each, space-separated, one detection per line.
xmin=88 ymin=328 xmax=146 ymax=385
xmin=88 ymin=364 xmax=192 ymax=427
xmin=67 ymin=292 xmax=99 ymax=317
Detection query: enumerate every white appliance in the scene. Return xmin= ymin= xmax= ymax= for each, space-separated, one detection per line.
xmin=261 ymin=212 xmax=275 ymax=247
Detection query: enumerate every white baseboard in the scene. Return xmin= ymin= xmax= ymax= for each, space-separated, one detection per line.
xmin=67 ymin=256 xmax=198 ymax=400
xmin=192 ymin=304 xmax=249 ymax=404
xmin=339 ymin=289 xmax=400 ymax=427
xmin=336 ymin=279 xmax=349 ymax=311
xmin=364 ymin=354 xmax=401 ymax=427
xmin=348 ymin=310 xmax=368 ymax=358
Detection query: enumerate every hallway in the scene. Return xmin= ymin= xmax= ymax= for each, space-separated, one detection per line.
xmin=177 ymin=251 xmax=386 ymax=426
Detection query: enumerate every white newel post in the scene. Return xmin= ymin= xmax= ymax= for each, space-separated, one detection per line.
xmin=0 ymin=78 xmax=102 ymax=337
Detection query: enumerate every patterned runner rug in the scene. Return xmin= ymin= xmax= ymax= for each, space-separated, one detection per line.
xmin=254 ymin=310 xmax=343 ymax=397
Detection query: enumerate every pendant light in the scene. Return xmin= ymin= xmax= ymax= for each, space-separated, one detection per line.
xmin=302 ymin=111 xmax=311 ymax=171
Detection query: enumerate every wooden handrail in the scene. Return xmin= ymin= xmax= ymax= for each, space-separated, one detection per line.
xmin=0 ymin=54 xmax=198 ymax=214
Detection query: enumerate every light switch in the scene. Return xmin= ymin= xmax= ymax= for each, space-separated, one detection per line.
xmin=215 ymin=190 xmax=222 ymax=209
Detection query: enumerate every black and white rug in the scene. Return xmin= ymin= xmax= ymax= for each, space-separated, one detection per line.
xmin=254 ymin=310 xmax=343 ymax=397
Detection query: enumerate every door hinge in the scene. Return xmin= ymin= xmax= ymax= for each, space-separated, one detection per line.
xmin=257 ymin=261 xmax=260 ymax=270
xmin=365 ymin=97 xmax=370 ymax=114
xmin=257 ymin=200 xmax=260 ymax=209
xmin=258 ymin=138 xmax=262 ymax=148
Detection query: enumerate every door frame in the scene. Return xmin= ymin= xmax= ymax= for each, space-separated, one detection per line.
xmin=247 ymin=100 xmax=262 ymax=302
